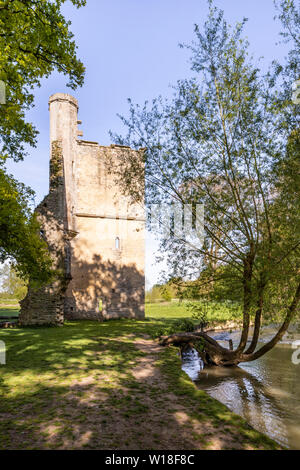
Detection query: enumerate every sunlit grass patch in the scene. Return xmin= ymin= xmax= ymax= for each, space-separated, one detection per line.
xmin=146 ymin=300 xmax=242 ymax=324
xmin=0 ymin=318 xmax=280 ymax=450
xmin=0 ymin=307 xmax=19 ymax=318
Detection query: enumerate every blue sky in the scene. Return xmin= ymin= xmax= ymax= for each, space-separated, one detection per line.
xmin=6 ymin=0 xmax=289 ymax=288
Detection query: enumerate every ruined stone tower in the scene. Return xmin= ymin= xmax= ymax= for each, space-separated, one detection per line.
xmin=19 ymin=93 xmax=145 ymax=325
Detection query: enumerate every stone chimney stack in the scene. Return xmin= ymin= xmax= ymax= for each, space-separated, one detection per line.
xmin=48 ymin=93 xmax=79 ymax=232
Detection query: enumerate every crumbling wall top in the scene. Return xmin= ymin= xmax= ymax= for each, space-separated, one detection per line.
xmin=49 ymin=93 xmax=79 ymax=110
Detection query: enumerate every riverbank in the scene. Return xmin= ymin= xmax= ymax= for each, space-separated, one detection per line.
xmin=183 ymin=329 xmax=300 ymax=450
xmin=0 ymin=318 xmax=280 ymax=450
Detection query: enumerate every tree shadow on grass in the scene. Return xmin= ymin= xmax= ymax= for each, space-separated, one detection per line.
xmin=0 ymin=321 xmax=279 ymax=450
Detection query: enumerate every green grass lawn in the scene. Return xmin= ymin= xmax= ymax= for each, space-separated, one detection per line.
xmin=0 ymin=307 xmax=19 ymax=318
xmin=0 ymin=310 xmax=280 ymax=450
xmin=0 ymin=299 xmax=20 ymax=320
xmin=0 ymin=300 xmax=243 ymax=323
xmin=146 ymin=300 xmax=243 ymax=324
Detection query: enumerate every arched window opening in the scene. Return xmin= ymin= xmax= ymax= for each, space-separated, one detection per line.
xmin=115 ymin=237 xmax=120 ymax=250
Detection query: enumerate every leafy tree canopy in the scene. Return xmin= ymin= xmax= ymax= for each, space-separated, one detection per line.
xmin=0 ymin=168 xmax=52 ymax=283
xmin=0 ymin=0 xmax=85 ymax=161
xmin=111 ymin=0 xmax=300 ymax=365
xmin=0 ymin=263 xmax=27 ymax=299
xmin=0 ymin=0 xmax=86 ymax=282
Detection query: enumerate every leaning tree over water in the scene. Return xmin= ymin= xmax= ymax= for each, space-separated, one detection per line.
xmin=111 ymin=1 xmax=300 ymax=366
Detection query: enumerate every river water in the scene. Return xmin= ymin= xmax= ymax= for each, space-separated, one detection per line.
xmin=181 ymin=325 xmax=300 ymax=449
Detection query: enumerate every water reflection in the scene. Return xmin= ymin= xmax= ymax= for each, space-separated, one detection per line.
xmin=181 ymin=327 xmax=300 ymax=449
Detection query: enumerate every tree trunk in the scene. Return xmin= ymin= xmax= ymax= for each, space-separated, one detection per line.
xmin=240 ymin=281 xmax=300 ymax=363
xmin=234 ymin=253 xmax=253 ymax=354
xmin=245 ymin=273 xmax=266 ymax=355
xmin=160 ymin=281 xmax=300 ymax=367
xmin=160 ymin=332 xmax=240 ymax=366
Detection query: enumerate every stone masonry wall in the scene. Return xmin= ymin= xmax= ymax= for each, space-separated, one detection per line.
xmin=19 ymin=141 xmax=71 ymax=326
xmin=64 ymin=142 xmax=145 ymax=321
xmin=19 ymin=93 xmax=145 ymax=325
